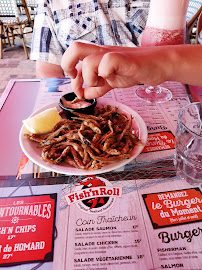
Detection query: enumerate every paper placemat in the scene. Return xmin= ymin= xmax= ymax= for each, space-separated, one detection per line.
xmin=16 ymin=80 xmax=190 ymax=179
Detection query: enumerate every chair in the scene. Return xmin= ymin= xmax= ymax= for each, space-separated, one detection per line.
xmin=16 ymin=0 xmax=35 ymax=24
xmin=26 ymin=0 xmax=37 ymax=10
xmin=186 ymin=0 xmax=202 ymax=42
xmin=0 ymin=0 xmax=33 ymax=59
xmin=196 ymin=9 xmax=202 ymax=43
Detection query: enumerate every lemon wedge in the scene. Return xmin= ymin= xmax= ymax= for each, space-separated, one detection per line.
xmin=23 ymin=107 xmax=62 ymax=134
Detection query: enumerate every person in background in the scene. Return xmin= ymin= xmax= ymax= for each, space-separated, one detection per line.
xmin=61 ymin=42 xmax=202 ymax=99
xmin=30 ymin=0 xmax=150 ymax=78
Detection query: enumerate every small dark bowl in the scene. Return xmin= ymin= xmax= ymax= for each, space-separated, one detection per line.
xmin=59 ymin=92 xmax=97 ymax=119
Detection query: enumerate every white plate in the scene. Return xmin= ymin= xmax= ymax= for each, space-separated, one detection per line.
xmin=19 ymin=100 xmax=148 ymax=175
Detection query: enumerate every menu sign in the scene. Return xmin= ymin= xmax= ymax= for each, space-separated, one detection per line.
xmin=0 ymin=194 xmax=57 ymax=266
xmin=54 ymin=177 xmax=202 ymax=270
xmin=143 ymin=188 xmax=202 ymax=229
xmin=54 ymin=176 xmax=153 ymax=269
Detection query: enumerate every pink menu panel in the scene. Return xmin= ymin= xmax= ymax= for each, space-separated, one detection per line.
xmin=0 ymin=80 xmax=40 ymax=176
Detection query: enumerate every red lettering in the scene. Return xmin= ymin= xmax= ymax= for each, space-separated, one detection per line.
xmin=68 ymin=194 xmax=75 ymax=203
xmin=107 ymin=189 xmax=112 ymax=195
xmin=83 ymin=190 xmax=91 ymax=197
xmin=75 ymin=193 xmax=79 ymax=200
xmin=100 ymin=188 xmax=107 ymax=195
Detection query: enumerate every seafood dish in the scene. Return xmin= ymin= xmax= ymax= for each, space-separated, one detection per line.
xmin=24 ymin=105 xmax=141 ymax=170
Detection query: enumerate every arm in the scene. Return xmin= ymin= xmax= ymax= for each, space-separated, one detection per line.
xmin=61 ymin=42 xmax=202 ymax=99
xmin=36 ymin=61 xmax=65 ymax=79
xmin=31 ymin=0 xmax=65 ymax=78
xmin=169 ymin=45 xmax=202 ymax=85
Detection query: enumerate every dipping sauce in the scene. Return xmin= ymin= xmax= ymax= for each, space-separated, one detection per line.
xmin=61 ymin=97 xmax=91 ymax=109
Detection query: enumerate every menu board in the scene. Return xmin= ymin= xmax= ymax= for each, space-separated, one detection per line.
xmin=0 ymin=194 xmax=57 ymax=266
xmin=53 ymin=176 xmax=202 ymax=270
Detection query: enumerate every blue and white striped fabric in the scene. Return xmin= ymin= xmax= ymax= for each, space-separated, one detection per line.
xmin=30 ymin=0 xmax=150 ymax=65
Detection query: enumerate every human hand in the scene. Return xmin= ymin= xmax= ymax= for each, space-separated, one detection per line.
xmin=61 ymin=42 xmax=171 ymax=99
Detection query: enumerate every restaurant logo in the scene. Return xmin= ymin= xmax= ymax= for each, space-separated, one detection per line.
xmin=65 ymin=176 xmax=122 ymax=214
